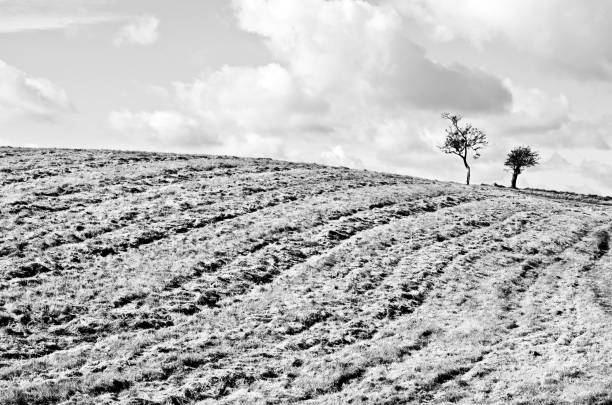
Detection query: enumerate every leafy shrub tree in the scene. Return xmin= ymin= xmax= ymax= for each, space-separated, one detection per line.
xmin=504 ymin=146 xmax=540 ymax=189
xmin=439 ymin=113 xmax=488 ymax=185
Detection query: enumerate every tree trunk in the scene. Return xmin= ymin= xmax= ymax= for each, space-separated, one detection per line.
xmin=511 ymin=171 xmax=519 ymax=189
xmin=463 ymin=159 xmax=471 ymax=185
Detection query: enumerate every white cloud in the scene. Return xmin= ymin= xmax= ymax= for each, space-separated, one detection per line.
xmin=0 ymin=14 xmax=120 ymax=33
xmin=486 ymin=82 xmax=610 ymax=150
xmin=320 ymin=145 xmax=364 ymax=168
xmin=173 ymin=63 xmax=330 ymax=135
xmin=232 ymin=0 xmax=511 ymax=112
xmin=521 ymin=155 xmax=612 ymax=196
xmin=394 ymin=0 xmax=612 ymax=80
xmin=114 ymin=15 xmax=160 ymax=47
xmin=105 ymin=0 xmax=610 ymax=195
xmin=0 ymin=0 xmax=122 ymax=33
xmin=214 ymin=132 xmax=287 ymax=159
xmin=0 ymin=59 xmax=72 ymax=121
xmin=556 ymin=120 xmax=612 ymax=150
xmin=579 ymin=160 xmax=612 ymax=192
xmin=504 ymin=81 xmax=570 ymax=133
xmin=112 ymin=0 xmax=510 ymax=162
xmin=543 ymin=152 xmax=570 ymax=169
xmin=109 ymin=110 xmax=217 ymax=146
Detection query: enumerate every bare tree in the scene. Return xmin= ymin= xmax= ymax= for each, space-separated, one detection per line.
xmin=439 ymin=113 xmax=488 ymax=185
xmin=504 ymin=146 xmax=540 ymax=189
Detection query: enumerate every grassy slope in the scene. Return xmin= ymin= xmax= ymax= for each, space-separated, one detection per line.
xmin=1 ymin=147 xmax=611 ymax=405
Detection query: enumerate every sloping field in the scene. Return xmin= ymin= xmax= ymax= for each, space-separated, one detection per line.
xmin=1 ymin=147 xmax=612 ymax=404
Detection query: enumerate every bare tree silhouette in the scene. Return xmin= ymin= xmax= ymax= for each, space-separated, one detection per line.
xmin=439 ymin=113 xmax=488 ymax=185
xmin=504 ymin=146 xmax=540 ymax=189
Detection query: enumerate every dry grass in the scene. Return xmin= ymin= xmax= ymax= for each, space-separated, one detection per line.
xmin=1 ymin=147 xmax=611 ymax=404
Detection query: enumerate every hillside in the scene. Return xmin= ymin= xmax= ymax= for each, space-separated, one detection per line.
xmin=1 ymin=146 xmax=612 ymax=405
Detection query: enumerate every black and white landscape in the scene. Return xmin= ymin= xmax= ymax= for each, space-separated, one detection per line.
xmin=1 ymin=1 xmax=612 ymax=404
xmin=1 ymin=147 xmax=612 ymax=404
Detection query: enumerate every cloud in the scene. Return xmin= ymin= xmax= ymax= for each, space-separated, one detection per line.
xmin=173 ymin=63 xmax=331 ymax=135
xmin=108 ymin=110 xmax=217 ymax=146
xmin=579 ymin=160 xmax=612 ymax=191
xmin=0 ymin=0 xmax=122 ymax=33
xmin=521 ymin=154 xmax=612 ymax=196
xmin=104 ymin=0 xmax=609 ymax=196
xmin=114 ymin=15 xmax=160 ymax=47
xmin=395 ymin=0 xmax=612 ymax=80
xmin=472 ymin=82 xmax=610 ymax=151
xmin=495 ymin=82 xmax=610 ymax=150
xmin=215 ymin=132 xmax=287 ymax=159
xmin=320 ymin=145 xmax=364 ymax=168
xmin=543 ymin=152 xmax=571 ymax=169
xmin=0 ymin=59 xmax=72 ymax=121
xmin=233 ymin=0 xmax=511 ymax=113
xmin=0 ymin=14 xmax=119 ymax=33
xmin=503 ymin=80 xmax=570 ymax=134
xmin=552 ymin=121 xmax=611 ymax=150
xmin=110 ymin=63 xmax=327 ymax=153
xmin=113 ymin=0 xmax=510 ymax=161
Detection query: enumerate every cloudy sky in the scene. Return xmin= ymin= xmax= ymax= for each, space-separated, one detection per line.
xmin=1 ymin=0 xmax=611 ymax=195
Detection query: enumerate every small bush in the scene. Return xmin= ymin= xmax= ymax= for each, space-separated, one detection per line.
xmin=594 ymin=230 xmax=610 ymax=258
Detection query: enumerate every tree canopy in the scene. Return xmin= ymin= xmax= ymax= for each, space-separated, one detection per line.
xmin=504 ymin=146 xmax=540 ymax=188
xmin=439 ymin=113 xmax=488 ymax=185
xmin=504 ymin=146 xmax=540 ymax=172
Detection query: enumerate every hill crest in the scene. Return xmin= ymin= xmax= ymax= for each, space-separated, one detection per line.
xmin=1 ymin=147 xmax=611 ymax=404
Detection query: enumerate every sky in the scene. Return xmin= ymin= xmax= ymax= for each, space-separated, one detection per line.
xmin=0 ymin=0 xmax=611 ymax=195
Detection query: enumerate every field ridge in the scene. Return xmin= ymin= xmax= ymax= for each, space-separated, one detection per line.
xmin=1 ymin=147 xmax=611 ymax=404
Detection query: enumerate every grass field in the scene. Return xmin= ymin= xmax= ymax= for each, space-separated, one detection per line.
xmin=1 ymin=147 xmax=612 ymax=404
